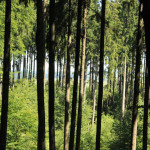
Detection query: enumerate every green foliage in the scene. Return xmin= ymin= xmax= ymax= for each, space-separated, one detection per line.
xmin=6 ymin=80 xmax=38 ymax=149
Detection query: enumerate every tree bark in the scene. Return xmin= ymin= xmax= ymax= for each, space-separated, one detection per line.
xmin=36 ymin=0 xmax=46 ymax=149
xmin=122 ymin=56 xmax=126 ymax=118
xmin=0 ymin=0 xmax=11 ymax=149
xmin=49 ymin=0 xmax=56 ymax=149
xmin=143 ymin=0 xmax=150 ymax=149
xmin=75 ymin=0 xmax=86 ymax=149
xmin=92 ymin=62 xmax=98 ymax=127
xmin=62 ymin=54 xmax=66 ymax=89
xmin=143 ymin=64 xmax=149 ymax=150
xmin=131 ymin=1 xmax=143 ymax=149
xmin=64 ymin=0 xmax=72 ymax=149
xmin=96 ymin=0 xmax=106 ymax=149
xmin=69 ymin=0 xmax=82 ymax=149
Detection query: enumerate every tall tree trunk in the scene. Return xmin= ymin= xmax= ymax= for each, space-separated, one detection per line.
xmin=89 ymin=59 xmax=92 ymax=99
xmin=56 ymin=57 xmax=59 ymax=90
xmin=96 ymin=0 xmax=106 ymax=149
xmin=33 ymin=52 xmax=35 ymax=78
xmin=59 ymin=56 xmax=62 ymax=87
xmin=75 ymin=0 xmax=86 ymax=149
xmin=26 ymin=51 xmax=29 ymax=80
xmin=18 ymin=58 xmax=21 ymax=80
xmin=83 ymin=57 xmax=87 ymax=103
xmin=49 ymin=0 xmax=56 ymax=149
xmin=12 ymin=55 xmax=15 ymax=90
xmin=36 ymin=1 xmax=46 ymax=149
xmin=122 ymin=56 xmax=126 ymax=118
xmin=92 ymin=62 xmax=98 ymax=127
xmin=143 ymin=1 xmax=150 ymax=149
xmin=112 ymin=67 xmax=116 ymax=105
xmin=69 ymin=0 xmax=82 ymax=149
xmin=143 ymin=65 xmax=149 ymax=150
xmin=64 ymin=0 xmax=72 ymax=149
xmin=0 ymin=0 xmax=11 ymax=149
xmin=62 ymin=54 xmax=66 ymax=89
xmin=23 ymin=54 xmax=26 ymax=78
xmin=131 ymin=1 xmax=143 ymax=149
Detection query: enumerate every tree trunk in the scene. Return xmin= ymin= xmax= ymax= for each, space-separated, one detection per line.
xmin=112 ymin=67 xmax=116 ymax=105
xmin=83 ymin=57 xmax=87 ymax=103
xmin=131 ymin=1 xmax=143 ymax=149
xmin=59 ymin=56 xmax=62 ymax=87
xmin=64 ymin=0 xmax=72 ymax=149
xmin=56 ymin=57 xmax=59 ymax=90
xmin=36 ymin=0 xmax=46 ymax=149
xmin=12 ymin=55 xmax=15 ymax=90
xmin=23 ymin=54 xmax=26 ymax=78
xmin=33 ymin=52 xmax=36 ymax=78
xmin=69 ymin=0 xmax=82 ymax=149
xmin=26 ymin=51 xmax=29 ymax=80
xmin=49 ymin=0 xmax=56 ymax=149
xmin=62 ymin=54 xmax=66 ymax=89
xmin=143 ymin=65 xmax=149 ymax=150
xmin=143 ymin=1 xmax=150 ymax=149
xmin=0 ymin=0 xmax=11 ymax=149
xmin=92 ymin=62 xmax=98 ymax=127
xmin=75 ymin=0 xmax=86 ymax=149
xmin=96 ymin=0 xmax=106 ymax=149
xmin=122 ymin=56 xmax=126 ymax=118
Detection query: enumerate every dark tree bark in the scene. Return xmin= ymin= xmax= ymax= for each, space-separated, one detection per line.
xmin=12 ymin=55 xmax=15 ymax=90
xmin=33 ymin=52 xmax=36 ymax=78
xmin=69 ymin=0 xmax=82 ymax=149
xmin=64 ymin=0 xmax=72 ymax=149
xmin=23 ymin=54 xmax=26 ymax=78
xmin=0 ymin=0 xmax=11 ymax=149
xmin=59 ymin=55 xmax=62 ymax=87
xmin=143 ymin=0 xmax=150 ymax=149
xmin=75 ymin=0 xmax=87 ymax=149
xmin=49 ymin=0 xmax=56 ymax=149
xmin=143 ymin=65 xmax=149 ymax=150
xmin=96 ymin=0 xmax=106 ymax=149
xmin=26 ymin=51 xmax=29 ymax=80
xmin=36 ymin=0 xmax=46 ymax=149
xmin=62 ymin=53 xmax=66 ymax=89
xmin=131 ymin=1 xmax=143 ymax=149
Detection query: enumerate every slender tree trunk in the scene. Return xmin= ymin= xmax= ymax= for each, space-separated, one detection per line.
xmin=131 ymin=1 xmax=143 ymax=149
xmin=62 ymin=54 xmax=66 ymax=89
xmin=26 ymin=51 xmax=29 ymax=80
xmin=125 ymin=65 xmax=129 ymax=108
xmin=49 ymin=0 xmax=56 ymax=149
xmin=0 ymin=0 xmax=11 ymax=149
xmin=96 ymin=0 xmax=106 ymax=149
xmin=92 ymin=62 xmax=98 ymax=127
xmin=112 ymin=67 xmax=116 ymax=105
xmin=75 ymin=0 xmax=86 ymax=149
xmin=59 ymin=56 xmax=62 ymax=87
xmin=12 ymin=55 xmax=15 ymax=90
xmin=56 ymin=57 xmax=59 ymax=90
xmin=83 ymin=57 xmax=87 ymax=103
xmin=64 ymin=0 xmax=72 ymax=149
xmin=33 ymin=52 xmax=35 ymax=78
xmin=36 ymin=1 xmax=46 ymax=149
xmin=18 ymin=58 xmax=21 ymax=80
xmin=122 ymin=56 xmax=126 ymax=118
xmin=69 ymin=0 xmax=82 ymax=149
xmin=143 ymin=65 xmax=149 ymax=150
xmin=130 ymin=49 xmax=135 ymax=104
xmin=89 ymin=59 xmax=92 ymax=99
xmin=23 ymin=54 xmax=26 ymax=78
xmin=143 ymin=1 xmax=150 ymax=149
